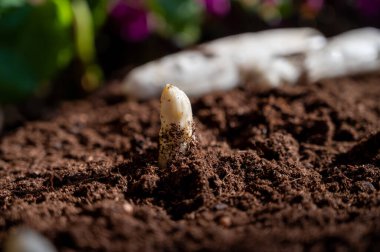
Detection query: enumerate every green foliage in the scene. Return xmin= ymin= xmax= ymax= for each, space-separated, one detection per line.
xmin=278 ymin=0 xmax=294 ymax=18
xmin=0 ymin=49 xmax=37 ymax=102
xmin=72 ymin=0 xmax=94 ymax=65
xmin=147 ymin=0 xmax=203 ymax=46
xmin=0 ymin=0 xmax=74 ymax=103
xmin=0 ymin=0 xmax=26 ymax=9
xmin=87 ymin=0 xmax=108 ymax=31
xmin=0 ymin=0 xmax=107 ymax=103
xmin=71 ymin=0 xmax=105 ymax=91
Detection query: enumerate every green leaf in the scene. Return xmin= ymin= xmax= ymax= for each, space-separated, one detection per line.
xmin=0 ymin=0 xmax=74 ymax=103
xmin=147 ymin=0 xmax=203 ymax=46
xmin=86 ymin=0 xmax=108 ymax=31
xmin=0 ymin=49 xmax=37 ymax=103
xmin=0 ymin=0 xmax=26 ymax=9
xmin=278 ymin=0 xmax=294 ymax=18
xmin=72 ymin=0 xmax=95 ymax=64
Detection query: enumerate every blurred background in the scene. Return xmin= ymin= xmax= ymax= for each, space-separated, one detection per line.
xmin=0 ymin=0 xmax=379 ymax=129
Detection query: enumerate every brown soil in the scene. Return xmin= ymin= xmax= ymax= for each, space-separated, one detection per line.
xmin=0 ymin=75 xmax=380 ymax=251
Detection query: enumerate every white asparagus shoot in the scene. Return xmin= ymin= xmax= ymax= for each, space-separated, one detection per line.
xmin=159 ymin=84 xmax=193 ymax=169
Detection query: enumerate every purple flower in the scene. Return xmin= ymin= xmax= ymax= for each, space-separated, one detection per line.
xmin=202 ymin=0 xmax=231 ymax=16
xmin=110 ymin=1 xmax=150 ymax=42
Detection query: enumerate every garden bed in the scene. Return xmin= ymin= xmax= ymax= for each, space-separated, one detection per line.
xmin=0 ymin=74 xmax=379 ymax=251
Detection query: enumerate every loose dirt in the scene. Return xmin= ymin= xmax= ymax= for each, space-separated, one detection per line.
xmin=0 ymin=75 xmax=379 ymax=251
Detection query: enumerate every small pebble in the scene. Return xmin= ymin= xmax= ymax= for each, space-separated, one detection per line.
xmin=357 ymin=181 xmax=376 ymax=193
xmin=4 ymin=228 xmax=57 ymax=252
xmin=219 ymin=216 xmax=232 ymax=228
xmin=186 ymin=212 xmax=196 ymax=220
xmin=213 ymin=203 xmax=228 ymax=211
xmin=123 ymin=202 xmax=134 ymax=214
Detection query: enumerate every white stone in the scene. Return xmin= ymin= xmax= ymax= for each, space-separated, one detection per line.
xmin=202 ymin=28 xmax=325 ymax=87
xmin=305 ymin=28 xmax=380 ymax=81
xmin=4 ymin=228 xmax=57 ymax=252
xmin=123 ymin=28 xmax=326 ymax=99
xmin=201 ymin=28 xmax=326 ymax=66
xmin=252 ymin=57 xmax=302 ymax=86
xmin=124 ymin=51 xmax=239 ymax=99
